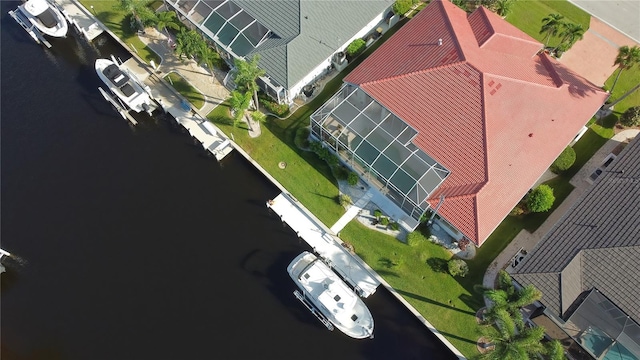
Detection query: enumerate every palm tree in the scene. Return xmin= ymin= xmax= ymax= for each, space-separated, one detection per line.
xmin=494 ymin=0 xmax=514 ymax=18
xmin=540 ymin=13 xmax=565 ymax=47
xmin=175 ymin=28 xmax=201 ymax=59
xmin=233 ymin=55 xmax=265 ymax=113
xmin=116 ymin=0 xmax=155 ymax=31
xmin=603 ymin=82 xmax=640 ymax=110
xmin=196 ymin=44 xmax=221 ymax=80
xmin=477 ymin=309 xmax=546 ymax=360
xmin=482 ymin=271 xmax=542 ymax=325
xmin=545 ymin=339 xmax=565 ymax=360
xmin=555 ymin=23 xmax=584 ymax=53
xmin=155 ymin=10 xmax=180 ymax=37
xmin=609 ymin=45 xmax=640 ymax=95
xmin=229 ymin=90 xmax=251 ymax=122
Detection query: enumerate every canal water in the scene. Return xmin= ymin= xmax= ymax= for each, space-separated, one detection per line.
xmin=0 ymin=3 xmax=457 ymax=359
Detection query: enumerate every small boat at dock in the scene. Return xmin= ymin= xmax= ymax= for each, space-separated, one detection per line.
xmin=288 ymin=251 xmax=374 ymax=339
xmin=95 ymin=57 xmax=155 ymax=116
xmin=18 ymin=0 xmax=68 ymax=38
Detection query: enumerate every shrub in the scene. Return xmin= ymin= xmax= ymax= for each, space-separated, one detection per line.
xmin=347 ymin=172 xmax=359 ymax=186
xmin=527 ymin=184 xmax=555 ymax=213
xmin=294 ymin=127 xmax=311 ymax=149
xmin=392 ymin=0 xmax=413 ymax=15
xmin=380 ymin=217 xmax=390 ymax=226
xmin=390 ymin=222 xmax=400 ymax=231
xmin=374 ymin=209 xmax=382 ymax=218
xmin=309 ymin=140 xmax=323 ymax=153
xmin=447 ymin=259 xmax=469 ymax=277
xmin=338 ymin=194 xmax=352 ymax=207
xmin=346 ymin=39 xmax=366 ymax=58
xmin=333 ymin=166 xmax=349 ymax=180
xmin=259 ymin=98 xmax=289 ymax=117
xmin=620 ymin=106 xmax=640 ymax=127
xmin=551 ymin=146 xmax=576 ymax=173
xmin=510 ymin=203 xmax=526 ymax=216
xmin=406 ymin=231 xmax=426 ymax=246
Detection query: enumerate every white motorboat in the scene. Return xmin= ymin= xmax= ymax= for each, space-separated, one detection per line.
xmin=18 ymin=0 xmax=68 ymax=38
xmin=95 ymin=58 xmax=155 ymax=115
xmin=288 ymin=251 xmax=374 ymax=339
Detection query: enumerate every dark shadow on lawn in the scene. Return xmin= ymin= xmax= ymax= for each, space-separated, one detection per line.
xmin=395 ymin=289 xmax=475 ymax=316
xmin=426 ymin=257 xmax=448 ymax=273
xmin=436 ymin=330 xmax=478 ymax=346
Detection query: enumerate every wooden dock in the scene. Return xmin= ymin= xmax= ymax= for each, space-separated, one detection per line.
xmin=53 ymin=0 xmax=104 ymax=41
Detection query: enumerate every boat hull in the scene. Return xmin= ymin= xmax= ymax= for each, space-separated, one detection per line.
xmin=288 ymin=251 xmax=374 ymax=339
xmin=19 ymin=0 xmax=68 ymax=38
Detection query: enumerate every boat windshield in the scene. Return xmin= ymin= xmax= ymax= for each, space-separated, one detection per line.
xmin=119 ymin=83 xmax=136 ymax=97
xmin=36 ymin=8 xmax=58 ymax=28
xmin=103 ymin=64 xmax=130 ymax=88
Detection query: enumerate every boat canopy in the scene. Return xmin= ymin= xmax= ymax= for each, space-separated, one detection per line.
xmin=103 ymin=64 xmax=130 ymax=88
xmin=36 ymin=8 xmax=58 ymax=28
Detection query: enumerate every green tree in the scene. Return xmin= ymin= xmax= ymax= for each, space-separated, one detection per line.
xmin=233 ymin=55 xmax=265 ymax=116
xmin=527 ymin=184 xmax=555 ymax=213
xmin=250 ymin=110 xmax=267 ymax=124
xmin=448 ymin=258 xmax=469 ymax=277
xmin=604 ymin=83 xmax=640 ymax=110
xmin=175 ymin=27 xmax=202 ymax=59
xmin=494 ymin=0 xmax=515 ymax=17
xmin=392 ymin=0 xmax=413 ymax=15
xmin=551 ymin=146 xmax=576 ymax=173
xmin=154 ymin=10 xmax=180 ymax=37
xmin=481 ymin=271 xmax=542 ymax=326
xmin=196 ymin=43 xmax=222 ymax=80
xmin=609 ymin=45 xmax=640 ymax=95
xmin=540 ymin=14 xmax=565 ymax=47
xmin=619 ymin=106 xmax=640 ymax=127
xmin=477 ymin=309 xmax=546 ymax=360
xmin=229 ymin=90 xmax=251 ymax=122
xmin=116 ymin=0 xmax=155 ymax=31
xmin=555 ymin=23 xmax=584 ymax=53
xmin=545 ymin=340 xmax=566 ymax=360
xmin=346 ymin=39 xmax=366 ymax=58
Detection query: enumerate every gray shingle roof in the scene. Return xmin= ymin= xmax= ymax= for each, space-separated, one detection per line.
xmin=246 ymin=0 xmax=393 ymax=90
xmin=512 ymin=134 xmax=640 ymax=323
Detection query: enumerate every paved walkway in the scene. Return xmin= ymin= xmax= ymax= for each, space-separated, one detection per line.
xmin=482 ymin=129 xmax=640 ymax=293
xmin=560 ymin=17 xmax=639 ymax=87
xmin=137 ymin=28 xmax=264 ymax=137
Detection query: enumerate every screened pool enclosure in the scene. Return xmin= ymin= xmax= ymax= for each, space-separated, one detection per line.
xmin=310 ymin=84 xmax=450 ymax=222
xmin=168 ymin=0 xmax=272 ymax=57
xmin=562 ymin=289 xmax=640 ymax=360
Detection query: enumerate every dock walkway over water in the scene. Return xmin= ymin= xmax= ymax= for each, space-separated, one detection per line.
xmin=268 ymin=193 xmax=380 ymax=298
xmin=55 ymin=0 xmax=103 ymax=41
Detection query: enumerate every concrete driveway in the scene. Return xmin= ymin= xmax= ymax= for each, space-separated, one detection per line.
xmin=560 ymin=17 xmax=639 ymax=86
xmin=569 ymin=0 xmax=640 ymax=44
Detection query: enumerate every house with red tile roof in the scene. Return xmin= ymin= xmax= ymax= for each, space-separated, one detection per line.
xmin=309 ymin=0 xmax=608 ymax=246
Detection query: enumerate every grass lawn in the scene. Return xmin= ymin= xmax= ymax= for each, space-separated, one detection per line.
xmin=163 ymin=72 xmax=205 ymax=110
xmin=79 ymin=0 xmax=161 ymax=64
xmin=506 ymin=0 xmax=590 ymax=48
xmin=205 ymin=11 xmax=621 ymax=356
xmin=604 ymin=66 xmax=640 ymax=115
xmin=208 ymin=18 xmax=411 ymax=228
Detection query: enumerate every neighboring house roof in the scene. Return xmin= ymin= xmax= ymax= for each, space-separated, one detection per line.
xmin=512 ymin=135 xmax=640 ymax=323
xmin=243 ymin=0 xmax=392 ymax=90
xmin=343 ymin=0 xmax=608 ymax=245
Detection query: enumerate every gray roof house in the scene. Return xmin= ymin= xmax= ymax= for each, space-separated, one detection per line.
xmin=166 ymin=0 xmax=394 ymax=103
xmin=512 ymin=135 xmax=640 ymax=360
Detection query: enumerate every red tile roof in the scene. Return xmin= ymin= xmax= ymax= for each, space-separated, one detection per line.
xmin=344 ymin=0 xmax=608 ymax=245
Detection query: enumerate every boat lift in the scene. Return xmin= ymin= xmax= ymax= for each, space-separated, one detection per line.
xmin=8 ymin=8 xmax=52 ymax=48
xmin=98 ymin=87 xmax=138 ymax=126
xmin=293 ymin=290 xmax=334 ymax=331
